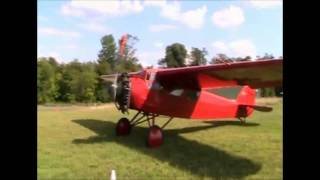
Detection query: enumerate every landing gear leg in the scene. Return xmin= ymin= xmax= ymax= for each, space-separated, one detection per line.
xmin=147 ymin=115 xmax=163 ymax=148
xmin=239 ymin=117 xmax=246 ymax=124
xmin=115 ymin=111 xmax=143 ymax=136
xmin=116 ymin=111 xmax=173 ymax=148
xmin=146 ymin=115 xmax=173 ymax=148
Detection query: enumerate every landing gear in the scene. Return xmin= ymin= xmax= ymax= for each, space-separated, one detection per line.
xmin=116 ymin=118 xmax=131 ymax=136
xmin=147 ymin=125 xmax=163 ymax=148
xmin=239 ymin=117 xmax=246 ymax=124
xmin=115 ymin=111 xmax=173 ymax=148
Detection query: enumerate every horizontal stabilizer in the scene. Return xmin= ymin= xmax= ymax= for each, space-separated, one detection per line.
xmin=244 ymin=105 xmax=273 ymax=112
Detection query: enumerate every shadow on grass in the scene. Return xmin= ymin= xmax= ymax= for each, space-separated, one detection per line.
xmin=202 ymin=121 xmax=260 ymax=127
xmin=72 ymin=119 xmax=261 ymax=179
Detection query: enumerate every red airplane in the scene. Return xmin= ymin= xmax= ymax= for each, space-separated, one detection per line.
xmin=101 ymin=35 xmax=283 ymax=148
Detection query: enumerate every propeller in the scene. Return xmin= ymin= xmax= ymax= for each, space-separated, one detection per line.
xmin=100 ymin=34 xmax=131 ymax=114
xmin=101 ymin=73 xmax=130 ymax=114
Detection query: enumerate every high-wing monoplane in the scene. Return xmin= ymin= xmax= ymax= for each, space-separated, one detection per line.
xmin=101 ymin=35 xmax=283 ymax=148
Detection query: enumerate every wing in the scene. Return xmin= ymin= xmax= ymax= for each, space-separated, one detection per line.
xmin=155 ymin=59 xmax=283 ymax=90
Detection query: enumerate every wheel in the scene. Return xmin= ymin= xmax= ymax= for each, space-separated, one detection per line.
xmin=147 ymin=125 xmax=163 ymax=148
xmin=116 ymin=118 xmax=131 ymax=136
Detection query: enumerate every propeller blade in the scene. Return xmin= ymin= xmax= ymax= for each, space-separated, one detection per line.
xmin=100 ymin=74 xmax=118 ymax=83
xmin=100 ymin=74 xmax=118 ymax=102
xmin=112 ymin=73 xmax=118 ymax=101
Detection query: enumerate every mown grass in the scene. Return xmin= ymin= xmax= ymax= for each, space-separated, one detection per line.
xmin=38 ymin=98 xmax=282 ymax=180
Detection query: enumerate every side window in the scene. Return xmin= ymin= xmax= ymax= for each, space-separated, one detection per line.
xmin=151 ymin=81 xmax=163 ymax=90
xmin=169 ymin=89 xmax=184 ymax=96
xmin=207 ymin=86 xmax=242 ymax=100
xmin=185 ymin=90 xmax=200 ymax=101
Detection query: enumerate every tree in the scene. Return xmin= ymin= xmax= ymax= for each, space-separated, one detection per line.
xmin=233 ymin=56 xmax=251 ymax=62
xmin=117 ymin=34 xmax=138 ymax=61
xmin=257 ymin=53 xmax=274 ymax=60
xmin=210 ymin=54 xmax=233 ymax=64
xmin=115 ymin=34 xmax=142 ymax=72
xmin=158 ymin=43 xmax=187 ymax=68
xmin=60 ymin=60 xmax=98 ymax=103
xmin=189 ymin=47 xmax=207 ymax=66
xmin=256 ymin=53 xmax=276 ymax=97
xmin=96 ymin=35 xmax=116 ymax=102
xmin=98 ymin=35 xmax=117 ymax=71
xmin=37 ymin=58 xmax=59 ymax=103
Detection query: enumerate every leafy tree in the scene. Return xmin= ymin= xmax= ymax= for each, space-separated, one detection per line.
xmin=96 ymin=35 xmax=116 ymax=102
xmin=37 ymin=58 xmax=59 ymax=103
xmin=189 ymin=47 xmax=208 ymax=66
xmin=232 ymin=56 xmax=251 ymax=62
xmin=158 ymin=43 xmax=187 ymax=68
xmin=257 ymin=53 xmax=274 ymax=60
xmin=256 ymin=53 xmax=277 ymax=97
xmin=98 ymin=35 xmax=117 ymax=71
xmin=210 ymin=54 xmax=233 ymax=64
xmin=115 ymin=34 xmax=142 ymax=72
xmin=62 ymin=60 xmax=98 ymax=103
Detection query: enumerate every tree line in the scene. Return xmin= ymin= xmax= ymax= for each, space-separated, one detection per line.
xmin=38 ymin=34 xmax=281 ymax=104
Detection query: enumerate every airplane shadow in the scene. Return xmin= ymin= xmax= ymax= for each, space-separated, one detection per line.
xmin=72 ymin=119 xmax=261 ymax=179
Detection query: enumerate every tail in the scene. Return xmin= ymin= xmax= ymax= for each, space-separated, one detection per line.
xmin=236 ymin=85 xmax=256 ymax=106
xmin=236 ymin=86 xmax=272 ymax=118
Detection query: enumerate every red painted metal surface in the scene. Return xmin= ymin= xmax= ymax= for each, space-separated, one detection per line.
xmin=129 ymin=70 xmax=257 ymax=119
xmin=105 ymin=59 xmax=282 ymax=121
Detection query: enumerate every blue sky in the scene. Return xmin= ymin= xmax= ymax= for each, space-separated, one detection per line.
xmin=38 ymin=0 xmax=282 ymax=67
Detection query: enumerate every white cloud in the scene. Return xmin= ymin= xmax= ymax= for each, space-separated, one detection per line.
xmin=78 ymin=22 xmax=112 ymax=33
xmin=212 ymin=41 xmax=229 ymax=53
xmin=249 ymin=0 xmax=282 ymax=9
xmin=144 ymin=0 xmax=166 ymax=7
xmin=160 ymin=1 xmax=181 ymax=20
xmin=149 ymin=24 xmax=177 ymax=32
xmin=212 ymin=5 xmax=245 ymax=28
xmin=211 ymin=39 xmax=257 ymax=58
xmin=154 ymin=42 xmax=164 ymax=48
xmin=136 ymin=50 xmax=165 ymax=67
xmin=179 ymin=6 xmax=207 ymax=29
xmin=146 ymin=1 xmax=207 ymax=29
xmin=61 ymin=0 xmax=143 ymax=17
xmin=229 ymin=40 xmax=256 ymax=58
xmin=61 ymin=0 xmax=206 ymax=29
xmin=38 ymin=27 xmax=81 ymax=38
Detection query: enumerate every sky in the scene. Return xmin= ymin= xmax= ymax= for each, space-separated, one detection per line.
xmin=37 ymin=0 xmax=283 ymax=67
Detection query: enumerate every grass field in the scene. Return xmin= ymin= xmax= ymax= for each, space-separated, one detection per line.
xmin=38 ymin=98 xmax=282 ymax=180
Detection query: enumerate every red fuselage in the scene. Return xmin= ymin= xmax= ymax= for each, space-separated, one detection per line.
xmin=128 ymin=69 xmax=256 ymax=120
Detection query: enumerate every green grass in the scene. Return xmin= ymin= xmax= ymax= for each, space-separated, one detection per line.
xmin=38 ymin=98 xmax=282 ymax=180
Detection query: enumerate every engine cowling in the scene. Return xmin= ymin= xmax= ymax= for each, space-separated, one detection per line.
xmin=114 ymin=73 xmax=131 ymax=113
